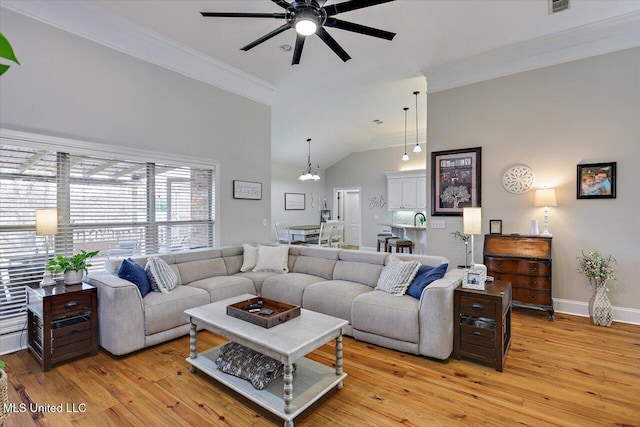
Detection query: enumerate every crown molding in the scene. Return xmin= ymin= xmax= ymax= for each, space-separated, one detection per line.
xmin=424 ymin=11 xmax=640 ymax=93
xmin=0 ymin=0 xmax=274 ymax=106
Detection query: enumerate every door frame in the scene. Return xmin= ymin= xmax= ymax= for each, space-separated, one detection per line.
xmin=333 ymin=186 xmax=362 ymax=247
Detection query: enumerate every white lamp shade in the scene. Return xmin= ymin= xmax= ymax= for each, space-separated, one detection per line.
xmin=463 ymin=207 xmax=482 ymax=235
xmin=535 ymin=188 xmax=557 ymax=207
xmin=413 ymin=144 xmax=422 ymax=153
xmin=36 ymin=209 xmax=58 ymax=236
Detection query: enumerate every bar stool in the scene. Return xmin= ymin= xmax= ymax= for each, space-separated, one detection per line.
xmin=377 ymin=233 xmax=396 ymax=252
xmin=388 ymin=238 xmax=414 ymax=254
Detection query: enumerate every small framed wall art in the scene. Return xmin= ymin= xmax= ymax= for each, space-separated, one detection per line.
xmin=284 ymin=193 xmax=305 ymax=210
xmin=577 ymin=162 xmax=616 ymax=199
xmin=233 ymin=180 xmax=262 ymax=200
xmin=489 ymin=219 xmax=502 ymax=235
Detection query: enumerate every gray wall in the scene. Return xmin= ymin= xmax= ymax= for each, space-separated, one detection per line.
xmin=427 ymin=47 xmax=639 ymax=310
xmin=0 ymin=10 xmax=272 ymax=246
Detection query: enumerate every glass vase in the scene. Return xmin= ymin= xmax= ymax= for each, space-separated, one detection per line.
xmin=588 ymin=283 xmax=612 ymax=327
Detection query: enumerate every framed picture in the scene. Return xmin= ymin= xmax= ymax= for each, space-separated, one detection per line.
xmin=431 ymin=147 xmax=482 ymax=216
xmin=233 ymin=180 xmax=262 ymax=200
xmin=284 ymin=193 xmax=305 ymax=210
xmin=577 ymin=162 xmax=616 ymax=199
xmin=462 ymin=265 xmax=487 ymax=290
xmin=489 ymin=219 xmax=502 ymax=235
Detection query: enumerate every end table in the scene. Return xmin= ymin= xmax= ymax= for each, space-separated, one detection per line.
xmin=453 ymin=281 xmax=512 ymax=371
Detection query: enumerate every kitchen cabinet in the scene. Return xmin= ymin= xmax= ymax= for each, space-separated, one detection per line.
xmin=386 ymin=170 xmax=426 ymax=211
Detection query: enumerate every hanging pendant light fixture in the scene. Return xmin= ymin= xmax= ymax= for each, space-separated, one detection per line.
xmin=402 ymin=107 xmax=409 ymax=161
xmin=412 ymin=91 xmax=422 ymax=153
xmin=299 ymin=138 xmax=320 ymax=181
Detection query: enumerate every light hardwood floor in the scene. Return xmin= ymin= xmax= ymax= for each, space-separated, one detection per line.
xmin=2 ymin=309 xmax=639 ymax=426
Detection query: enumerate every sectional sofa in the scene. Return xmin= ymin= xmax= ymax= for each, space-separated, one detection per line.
xmin=86 ymin=245 xmax=463 ymax=360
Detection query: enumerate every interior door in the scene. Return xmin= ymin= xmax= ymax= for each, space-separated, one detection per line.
xmin=344 ymin=190 xmax=361 ymax=247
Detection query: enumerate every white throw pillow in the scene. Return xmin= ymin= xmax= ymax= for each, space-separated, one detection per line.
xmin=145 ymin=256 xmax=178 ymax=293
xmin=240 ymin=244 xmax=258 ymax=272
xmin=375 ymin=255 xmax=420 ymax=296
xmin=253 ymin=245 xmax=289 ymax=273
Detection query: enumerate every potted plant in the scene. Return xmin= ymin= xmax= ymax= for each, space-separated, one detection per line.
xmin=47 ymin=250 xmax=99 ymax=284
xmin=577 ymin=250 xmax=616 ymax=327
xmin=451 ymin=230 xmax=471 ymax=268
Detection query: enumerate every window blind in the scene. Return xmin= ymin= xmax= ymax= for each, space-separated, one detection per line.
xmin=0 ymin=142 xmax=215 ymax=327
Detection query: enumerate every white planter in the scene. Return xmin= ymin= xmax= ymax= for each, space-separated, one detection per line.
xmin=64 ymin=270 xmax=84 ymax=285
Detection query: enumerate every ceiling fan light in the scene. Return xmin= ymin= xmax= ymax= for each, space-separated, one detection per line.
xmin=413 ymin=144 xmax=422 ymax=153
xmin=295 ymin=19 xmax=317 ymax=36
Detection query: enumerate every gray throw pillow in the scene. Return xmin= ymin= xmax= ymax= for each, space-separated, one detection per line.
xmin=375 ymin=255 xmax=421 ymax=296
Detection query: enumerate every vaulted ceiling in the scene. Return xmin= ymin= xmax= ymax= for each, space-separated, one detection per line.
xmin=3 ymin=1 xmax=640 ymax=168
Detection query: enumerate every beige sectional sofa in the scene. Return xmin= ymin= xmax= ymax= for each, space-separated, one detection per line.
xmin=86 ymin=245 xmax=463 ymax=360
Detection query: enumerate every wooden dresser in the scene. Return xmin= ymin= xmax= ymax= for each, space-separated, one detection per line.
xmin=483 ymin=234 xmax=554 ymax=320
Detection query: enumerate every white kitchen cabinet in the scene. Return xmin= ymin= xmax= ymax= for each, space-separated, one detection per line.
xmin=386 ymin=170 xmax=427 ymax=211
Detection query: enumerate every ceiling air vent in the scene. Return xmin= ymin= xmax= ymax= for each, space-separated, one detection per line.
xmin=549 ymin=0 xmax=570 ymax=14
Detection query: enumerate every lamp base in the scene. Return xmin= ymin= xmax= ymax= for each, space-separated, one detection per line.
xmin=40 ymin=271 xmax=57 ymax=287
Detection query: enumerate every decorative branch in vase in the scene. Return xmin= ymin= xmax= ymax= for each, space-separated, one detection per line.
xmin=577 ymin=250 xmax=616 ymax=327
xmin=451 ymin=231 xmax=471 ymax=268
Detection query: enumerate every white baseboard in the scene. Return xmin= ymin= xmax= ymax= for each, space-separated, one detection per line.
xmin=553 ymin=298 xmax=640 ymax=325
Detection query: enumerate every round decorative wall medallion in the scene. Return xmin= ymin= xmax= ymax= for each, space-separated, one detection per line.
xmin=502 ymin=165 xmax=535 ymax=194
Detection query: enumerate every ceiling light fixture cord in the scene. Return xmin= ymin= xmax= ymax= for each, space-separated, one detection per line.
xmin=413 ymin=91 xmax=422 ymax=153
xmin=402 ymin=107 xmax=409 ymax=162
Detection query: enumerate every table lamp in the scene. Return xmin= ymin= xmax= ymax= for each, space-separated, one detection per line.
xmin=463 ymin=207 xmax=482 ymax=266
xmin=534 ymin=188 xmax=557 ymax=236
xmin=36 ymin=208 xmax=58 ymax=287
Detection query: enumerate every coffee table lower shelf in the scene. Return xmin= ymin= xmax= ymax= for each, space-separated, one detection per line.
xmin=187 ymin=345 xmax=347 ymax=425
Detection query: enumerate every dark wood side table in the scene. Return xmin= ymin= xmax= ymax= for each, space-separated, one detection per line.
xmin=453 ymin=281 xmax=512 ymax=372
xmin=26 ymin=282 xmax=99 ymax=371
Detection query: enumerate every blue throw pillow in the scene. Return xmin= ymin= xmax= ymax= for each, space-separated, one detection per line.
xmin=406 ymin=263 xmax=448 ymax=299
xmin=118 ymin=258 xmax=151 ymax=297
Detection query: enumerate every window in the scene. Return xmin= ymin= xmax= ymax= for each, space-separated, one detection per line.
xmin=0 ymin=133 xmax=217 ymax=333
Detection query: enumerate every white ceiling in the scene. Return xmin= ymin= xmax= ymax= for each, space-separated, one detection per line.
xmin=3 ymin=0 xmax=640 ymax=169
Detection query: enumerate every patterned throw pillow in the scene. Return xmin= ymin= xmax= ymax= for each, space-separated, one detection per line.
xmin=145 ymin=256 xmax=178 ymax=293
xmin=375 ymin=255 xmax=421 ymax=296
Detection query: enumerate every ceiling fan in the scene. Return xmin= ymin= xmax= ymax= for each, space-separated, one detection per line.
xmin=201 ymin=0 xmax=396 ymax=65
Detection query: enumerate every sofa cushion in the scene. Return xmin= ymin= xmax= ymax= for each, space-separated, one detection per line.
xmin=352 ymin=291 xmax=420 ymax=343
xmin=188 ymin=276 xmax=256 ymax=302
xmin=406 ymin=263 xmax=448 ymax=299
xmin=303 ymin=280 xmax=372 ymax=323
xmin=117 ymin=258 xmax=151 ymax=297
xmin=240 ymin=244 xmax=258 ymax=272
xmin=261 ymin=273 xmax=325 ymax=306
xmin=234 ymin=271 xmax=281 ymax=294
xmin=253 ymin=245 xmax=289 ymax=273
xmin=333 ymin=261 xmax=383 ymax=288
xmin=177 ymin=258 xmax=227 ymax=284
xmin=293 ymin=256 xmax=336 ymax=280
xmin=145 ymin=256 xmax=178 ymax=293
xmin=143 ymin=286 xmax=209 ymax=335
xmin=375 ymin=256 xmax=420 ymax=296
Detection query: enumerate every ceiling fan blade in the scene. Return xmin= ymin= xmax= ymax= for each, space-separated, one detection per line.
xmin=270 ymin=0 xmax=291 ymax=9
xmin=201 ymin=12 xmax=286 ymax=19
xmin=325 ymin=18 xmax=395 ymax=40
xmin=292 ymin=34 xmax=306 ymax=65
xmin=241 ymin=23 xmax=292 ymax=51
xmin=324 ymin=0 xmax=395 ymax=17
xmin=316 ymin=27 xmax=351 ymax=62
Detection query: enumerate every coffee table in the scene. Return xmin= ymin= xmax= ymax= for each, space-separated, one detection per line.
xmin=184 ymin=294 xmax=349 ymax=427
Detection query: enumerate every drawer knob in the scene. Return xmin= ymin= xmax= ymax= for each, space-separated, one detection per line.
xmin=496 ymin=263 xmax=503 ymax=267
xmin=529 ymin=281 xmax=537 ymax=286
xmin=528 ymin=295 xmax=537 ymax=301
xmin=64 ymin=301 xmax=80 ymax=308
xmin=471 ymin=303 xmax=485 ymax=310
xmin=529 ymin=266 xmax=538 ymax=271
xmin=472 ymin=331 xmax=482 ymax=336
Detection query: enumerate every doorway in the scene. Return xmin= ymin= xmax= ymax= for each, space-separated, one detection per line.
xmin=333 ymin=187 xmax=361 ymax=248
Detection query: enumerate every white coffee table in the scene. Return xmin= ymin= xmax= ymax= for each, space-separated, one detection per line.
xmin=185 ymin=294 xmax=349 ymax=427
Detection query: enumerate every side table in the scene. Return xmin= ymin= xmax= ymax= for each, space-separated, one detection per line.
xmin=453 ymin=281 xmax=512 ymax=371
xmin=26 ymin=282 xmax=99 ymax=371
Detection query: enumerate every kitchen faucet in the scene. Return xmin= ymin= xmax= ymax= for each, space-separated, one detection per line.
xmin=414 ymin=212 xmax=426 ymax=227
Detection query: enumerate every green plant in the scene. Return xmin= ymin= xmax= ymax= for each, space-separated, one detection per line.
xmin=47 ymin=250 xmax=99 ymax=274
xmin=0 ymin=32 xmax=20 ymax=76
xmin=451 ymin=231 xmax=471 ymax=267
xmin=577 ymin=250 xmax=616 ymax=289
xmin=0 ymin=360 xmax=4 ymax=370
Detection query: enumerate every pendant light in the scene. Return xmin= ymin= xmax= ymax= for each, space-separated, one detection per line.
xmin=402 ymin=107 xmax=409 ymax=161
xmin=412 ymin=91 xmax=422 ymax=153
xmin=299 ymin=138 xmax=320 ymax=181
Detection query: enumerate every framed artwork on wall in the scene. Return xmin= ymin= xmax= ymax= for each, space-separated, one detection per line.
xmin=577 ymin=162 xmax=616 ymax=199
xmin=489 ymin=219 xmax=502 ymax=234
xmin=284 ymin=193 xmax=306 ymax=210
xmin=233 ymin=180 xmax=262 ymax=200
xmin=431 ymin=147 xmax=482 ymax=216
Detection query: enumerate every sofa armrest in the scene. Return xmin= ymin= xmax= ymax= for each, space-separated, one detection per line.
xmin=85 ymin=271 xmax=146 ymax=355
xmin=417 ymin=268 xmax=463 ymax=360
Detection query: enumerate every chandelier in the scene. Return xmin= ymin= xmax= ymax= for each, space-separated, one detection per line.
xmin=299 ymin=138 xmax=320 ymax=181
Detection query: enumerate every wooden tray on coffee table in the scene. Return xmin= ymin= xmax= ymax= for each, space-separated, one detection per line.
xmin=226 ymin=297 xmax=300 ymax=328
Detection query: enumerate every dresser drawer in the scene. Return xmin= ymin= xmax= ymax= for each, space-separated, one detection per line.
xmin=486 ymin=257 xmax=550 ymax=277
xmin=460 ymin=296 xmax=496 ymax=317
xmin=513 ymin=288 xmax=551 ymax=306
xmin=489 ymin=273 xmax=551 ymax=291
xmin=51 ymin=292 xmax=93 ymax=318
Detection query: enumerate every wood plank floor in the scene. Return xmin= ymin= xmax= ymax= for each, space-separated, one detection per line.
xmin=2 ymin=309 xmax=639 ymax=426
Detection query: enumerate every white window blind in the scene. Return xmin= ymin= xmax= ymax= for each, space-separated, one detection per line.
xmin=0 ymin=143 xmax=215 ymax=325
